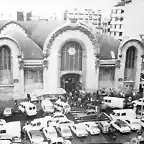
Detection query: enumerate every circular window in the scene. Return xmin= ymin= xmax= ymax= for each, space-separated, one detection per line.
xmin=68 ymin=48 xmax=76 ymax=55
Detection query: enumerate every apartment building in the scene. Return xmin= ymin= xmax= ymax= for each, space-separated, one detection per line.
xmin=109 ymin=0 xmax=132 ymax=40
xmin=63 ymin=8 xmax=102 ymax=32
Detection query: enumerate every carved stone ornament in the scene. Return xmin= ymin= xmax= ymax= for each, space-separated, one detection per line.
xmin=116 ymin=60 xmax=121 ymax=68
xmin=19 ymin=59 xmax=24 ymax=69
xmin=46 ymin=25 xmax=100 ymax=56
xmin=43 ymin=59 xmax=49 ymax=69
xmin=95 ymin=59 xmax=100 ymax=69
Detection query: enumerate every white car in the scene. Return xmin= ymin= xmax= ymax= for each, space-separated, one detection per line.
xmin=52 ymin=113 xmax=67 ymax=122
xmin=111 ymin=119 xmax=131 ymax=133
xmin=27 ymin=130 xmax=47 ymax=144
xmin=125 ymin=119 xmax=141 ymax=131
xmin=132 ymin=98 xmax=144 ymax=106
xmin=3 ymin=107 xmax=13 ymax=117
xmin=57 ymin=126 xmax=73 ymax=139
xmin=84 ymin=122 xmax=100 ymax=135
xmin=56 ymin=118 xmax=74 ymax=127
xmin=50 ymin=137 xmax=71 ymax=144
xmin=43 ymin=126 xmax=58 ymax=141
xmin=70 ymin=123 xmax=88 ymax=137
xmin=23 ymin=118 xmax=46 ymax=131
xmin=0 ymin=119 xmax=6 ymax=125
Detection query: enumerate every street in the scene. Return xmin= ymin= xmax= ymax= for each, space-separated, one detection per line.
xmin=0 ymin=100 xmax=141 ymax=144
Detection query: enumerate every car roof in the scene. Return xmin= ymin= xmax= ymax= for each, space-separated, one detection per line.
xmin=20 ymin=102 xmax=36 ymax=107
xmin=113 ymin=109 xmax=134 ymax=112
xmin=29 ymin=130 xmax=41 ymax=135
xmin=86 ymin=109 xmax=95 ymax=113
xmin=103 ymin=96 xmax=124 ymax=100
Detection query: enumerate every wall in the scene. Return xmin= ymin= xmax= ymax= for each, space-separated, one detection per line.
xmin=122 ymin=0 xmax=144 ymax=40
xmin=117 ymin=40 xmax=143 ymax=92
xmin=43 ymin=30 xmax=99 ymax=93
xmin=0 ymin=38 xmax=25 ymax=100
xmin=98 ymin=67 xmax=115 ymax=89
xmin=24 ymin=68 xmax=43 ymax=94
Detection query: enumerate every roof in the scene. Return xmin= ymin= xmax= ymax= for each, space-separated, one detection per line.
xmin=115 ymin=1 xmax=125 ymax=7
xmin=0 ymin=20 xmax=120 ymax=60
xmin=20 ymin=101 xmax=36 ymax=107
xmin=5 ymin=31 xmax=43 ymax=60
xmin=95 ymin=33 xmax=120 ymax=60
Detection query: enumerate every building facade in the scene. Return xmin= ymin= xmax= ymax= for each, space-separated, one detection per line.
xmin=109 ymin=0 xmax=132 ymax=40
xmin=63 ymin=9 xmax=102 ymax=32
xmin=0 ymin=17 xmax=143 ymax=101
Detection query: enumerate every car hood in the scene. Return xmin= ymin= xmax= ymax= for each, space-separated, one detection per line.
xmin=32 ymin=137 xmax=44 ymax=143
xmin=120 ymin=126 xmax=130 ymax=131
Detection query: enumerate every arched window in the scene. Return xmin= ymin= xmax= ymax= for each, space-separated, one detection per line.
xmin=61 ymin=41 xmax=82 ymax=71
xmin=0 ymin=45 xmax=12 ymax=84
xmin=124 ymin=46 xmax=137 ymax=81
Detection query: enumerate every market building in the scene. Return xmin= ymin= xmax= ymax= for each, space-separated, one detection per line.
xmin=0 ymin=19 xmax=143 ymax=101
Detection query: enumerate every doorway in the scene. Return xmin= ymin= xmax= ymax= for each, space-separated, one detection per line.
xmin=60 ymin=73 xmax=82 ymax=92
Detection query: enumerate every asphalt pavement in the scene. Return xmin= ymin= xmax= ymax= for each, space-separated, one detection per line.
xmin=0 ymin=100 xmax=142 ymax=144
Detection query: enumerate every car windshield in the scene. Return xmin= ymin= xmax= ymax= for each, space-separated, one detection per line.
xmin=5 ymin=109 xmax=10 ymax=112
xmin=62 ymin=128 xmax=70 ymax=133
xmin=119 ymin=121 xmax=127 ymax=127
xmin=91 ymin=125 xmax=98 ymax=129
xmin=60 ymin=121 xmax=70 ymax=124
xmin=132 ymin=122 xmax=140 ymax=125
xmin=49 ymin=131 xmax=57 ymax=136
xmin=54 ymin=115 xmax=64 ymax=118
xmin=30 ymin=130 xmax=42 ymax=139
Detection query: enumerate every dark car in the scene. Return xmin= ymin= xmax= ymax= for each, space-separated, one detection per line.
xmin=12 ymin=105 xmax=20 ymax=115
xmin=78 ymin=110 xmax=98 ymax=121
xmin=98 ymin=112 xmax=111 ymax=122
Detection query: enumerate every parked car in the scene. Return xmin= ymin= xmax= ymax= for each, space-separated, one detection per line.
xmin=125 ymin=119 xmax=141 ymax=131
xmin=98 ymin=112 xmax=111 ymax=122
xmin=50 ymin=137 xmax=71 ymax=144
xmin=12 ymin=106 xmax=20 ymax=115
xmin=70 ymin=123 xmax=88 ymax=137
xmin=132 ymin=98 xmax=144 ymax=106
xmin=27 ymin=130 xmax=47 ymax=144
xmin=57 ymin=125 xmax=72 ymax=139
xmin=77 ymin=109 xmax=98 ymax=121
xmin=3 ymin=107 xmax=13 ymax=117
xmin=84 ymin=122 xmax=100 ymax=135
xmin=98 ymin=121 xmax=110 ymax=133
xmin=111 ymin=119 xmax=131 ymax=133
xmin=56 ymin=118 xmax=74 ymax=127
xmin=52 ymin=112 xmax=67 ymax=122
xmin=43 ymin=126 xmax=58 ymax=141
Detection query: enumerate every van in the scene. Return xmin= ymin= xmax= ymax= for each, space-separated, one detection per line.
xmin=110 ymin=109 xmax=136 ymax=121
xmin=102 ymin=97 xmax=125 ymax=109
xmin=54 ymin=100 xmax=71 ymax=114
xmin=98 ymin=121 xmax=110 ymax=133
xmin=41 ymin=99 xmax=54 ymax=114
xmin=19 ymin=102 xmax=37 ymax=116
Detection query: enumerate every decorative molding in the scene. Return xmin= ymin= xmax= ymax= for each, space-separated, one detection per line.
xmin=18 ymin=55 xmax=24 ymax=69
xmin=115 ymin=60 xmax=121 ymax=68
xmin=43 ymin=58 xmax=48 ymax=69
xmin=46 ymin=25 xmax=100 ymax=56
xmin=19 ymin=60 xmax=24 ymax=69
xmin=119 ymin=54 xmax=122 ymax=58
xmin=95 ymin=59 xmax=100 ymax=69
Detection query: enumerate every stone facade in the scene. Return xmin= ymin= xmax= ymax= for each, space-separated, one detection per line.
xmin=0 ymin=20 xmax=143 ymax=101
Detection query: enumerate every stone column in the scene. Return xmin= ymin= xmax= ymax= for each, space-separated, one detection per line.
xmin=57 ymin=53 xmax=61 ymax=88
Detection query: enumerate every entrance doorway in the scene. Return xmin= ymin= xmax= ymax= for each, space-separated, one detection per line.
xmin=61 ymin=73 xmax=82 ymax=92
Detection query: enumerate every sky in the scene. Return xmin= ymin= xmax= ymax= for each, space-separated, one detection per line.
xmin=1 ymin=0 xmax=118 ymax=18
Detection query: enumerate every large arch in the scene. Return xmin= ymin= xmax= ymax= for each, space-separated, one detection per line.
xmin=0 ymin=37 xmax=24 ymax=100
xmin=118 ymin=39 xmax=144 ymax=91
xmin=43 ymin=23 xmax=100 ymax=92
